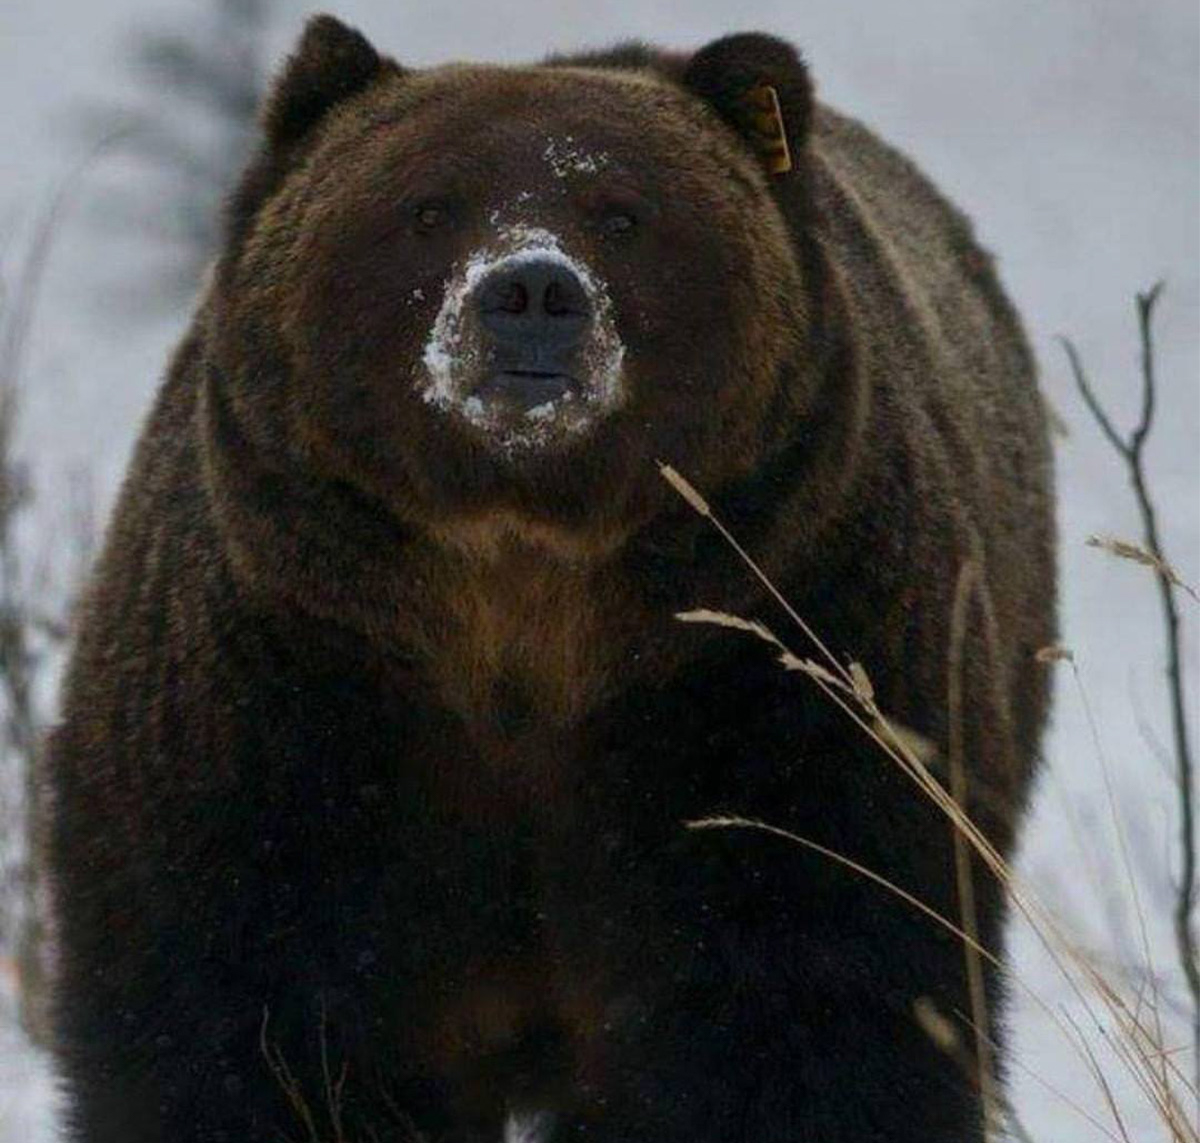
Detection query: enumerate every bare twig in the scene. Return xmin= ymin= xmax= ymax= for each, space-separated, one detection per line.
xmin=1061 ymin=283 xmax=1199 ymax=1099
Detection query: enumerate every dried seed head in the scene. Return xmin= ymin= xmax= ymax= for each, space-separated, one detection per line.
xmin=657 ymin=462 xmax=712 ymax=517
xmin=675 ymin=608 xmax=781 ymax=650
xmin=848 ymin=660 xmax=875 ymax=704
xmin=1035 ymin=644 xmax=1075 ymax=665
xmin=913 ymin=996 xmax=961 ymax=1055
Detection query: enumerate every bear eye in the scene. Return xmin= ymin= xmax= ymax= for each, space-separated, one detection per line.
xmin=601 ymin=211 xmax=637 ymax=238
xmin=413 ymin=201 xmax=450 ymax=232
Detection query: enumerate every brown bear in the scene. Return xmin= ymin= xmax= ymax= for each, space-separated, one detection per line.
xmin=46 ymin=15 xmax=1056 ymax=1143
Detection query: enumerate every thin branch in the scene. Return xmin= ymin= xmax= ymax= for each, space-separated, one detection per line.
xmin=1063 ymin=283 xmax=1199 ymax=1104
xmin=1058 ymin=336 xmax=1128 ymax=460
xmin=1131 ymin=282 xmax=1164 ymax=454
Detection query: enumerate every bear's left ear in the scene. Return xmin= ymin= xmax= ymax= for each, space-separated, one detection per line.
xmin=683 ymin=33 xmax=813 ymax=176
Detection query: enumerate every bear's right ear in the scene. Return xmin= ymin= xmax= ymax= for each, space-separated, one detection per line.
xmin=222 ymin=16 xmax=401 ymax=257
xmin=262 ymin=14 xmax=401 ymax=150
xmin=683 ymin=34 xmax=813 ymax=177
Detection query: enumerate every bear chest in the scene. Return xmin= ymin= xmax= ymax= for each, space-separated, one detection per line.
xmin=411 ymin=540 xmax=626 ymax=745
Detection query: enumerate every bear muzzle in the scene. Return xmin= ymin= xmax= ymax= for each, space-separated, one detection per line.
xmin=419 ymin=227 xmax=626 ymax=450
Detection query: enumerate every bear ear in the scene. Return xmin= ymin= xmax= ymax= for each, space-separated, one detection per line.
xmin=221 ymin=17 xmax=400 ymax=258
xmin=682 ymin=33 xmax=813 ymax=176
xmin=262 ymin=14 xmax=400 ymax=149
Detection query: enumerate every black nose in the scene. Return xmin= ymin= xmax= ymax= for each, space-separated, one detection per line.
xmin=476 ymin=258 xmax=592 ymax=351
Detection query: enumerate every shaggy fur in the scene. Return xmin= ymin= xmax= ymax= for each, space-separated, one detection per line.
xmin=47 ymin=17 xmax=1055 ymax=1143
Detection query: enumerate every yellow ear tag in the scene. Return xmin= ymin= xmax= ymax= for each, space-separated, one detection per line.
xmin=744 ymin=83 xmax=793 ymax=175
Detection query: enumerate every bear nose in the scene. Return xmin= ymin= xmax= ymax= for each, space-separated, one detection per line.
xmin=476 ymin=258 xmax=592 ymax=350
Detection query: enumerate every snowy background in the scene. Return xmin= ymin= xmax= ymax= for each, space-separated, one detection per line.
xmin=1 ymin=0 xmax=1197 ymax=1139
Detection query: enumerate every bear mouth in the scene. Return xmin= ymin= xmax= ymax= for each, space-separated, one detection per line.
xmin=455 ymin=367 xmax=594 ymax=451
xmin=473 ymin=370 xmax=581 ymax=415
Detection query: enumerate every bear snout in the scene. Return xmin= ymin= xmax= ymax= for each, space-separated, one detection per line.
xmin=477 ymin=257 xmax=593 ymax=353
xmin=474 ymin=257 xmax=591 ymax=415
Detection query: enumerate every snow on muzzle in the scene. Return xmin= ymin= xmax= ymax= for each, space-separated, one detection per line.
xmin=418 ymin=227 xmax=626 ymax=453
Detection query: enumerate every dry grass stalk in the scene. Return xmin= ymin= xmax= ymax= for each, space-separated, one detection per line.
xmin=260 ymin=1004 xmax=355 ymax=1143
xmin=1086 ymin=535 xmax=1199 ymax=603
xmin=685 ymin=814 xmax=1120 ymax=1142
xmin=659 ymin=462 xmax=842 ymax=671
xmin=946 ymin=558 xmax=997 ymax=1135
xmin=1067 ymin=653 xmax=1174 ymax=1112
xmin=659 ymin=460 xmax=1200 ymax=1142
xmin=260 ymin=1005 xmax=325 ymax=1143
xmin=259 ymin=1002 xmax=430 ymax=1143
xmin=911 ymin=1000 xmax=1044 ymax=1143
xmin=1035 ymin=644 xmax=1075 ymax=665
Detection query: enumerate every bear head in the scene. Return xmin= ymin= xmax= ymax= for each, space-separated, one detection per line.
xmin=204 ymin=17 xmax=821 ymax=569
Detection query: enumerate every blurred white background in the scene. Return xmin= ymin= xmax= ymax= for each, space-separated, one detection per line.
xmin=1 ymin=1 xmax=1196 ymax=1139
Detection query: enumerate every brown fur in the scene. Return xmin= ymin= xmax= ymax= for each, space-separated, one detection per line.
xmin=47 ymin=21 xmax=1054 ymax=1143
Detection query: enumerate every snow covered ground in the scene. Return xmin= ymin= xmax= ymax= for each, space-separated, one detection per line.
xmin=0 ymin=974 xmax=58 ymax=1143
